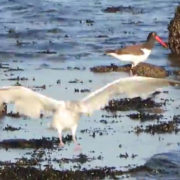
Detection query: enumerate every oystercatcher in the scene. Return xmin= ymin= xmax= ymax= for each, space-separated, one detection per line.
xmin=105 ymin=32 xmax=168 ymax=69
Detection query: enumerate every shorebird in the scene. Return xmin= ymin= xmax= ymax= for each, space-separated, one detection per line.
xmin=0 ymin=76 xmax=178 ymax=150
xmin=105 ymin=32 xmax=168 ymax=71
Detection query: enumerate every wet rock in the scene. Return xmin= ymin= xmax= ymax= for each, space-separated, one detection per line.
xmin=74 ymin=88 xmax=90 ymax=93
xmin=4 ymin=67 xmax=24 ymax=72
xmin=101 ymin=114 xmax=122 ymax=119
xmin=119 ymin=153 xmax=128 ymax=159
xmin=16 ymin=40 xmax=31 ymax=47
xmin=168 ymin=6 xmax=180 ymax=54
xmin=60 ymin=154 xmax=93 ymax=164
xmin=0 ymin=64 xmax=9 ymax=69
xmin=3 ymin=125 xmax=21 ymax=131
xmin=0 ymin=136 xmax=72 ymax=149
xmin=119 ymin=153 xmax=138 ymax=159
xmin=66 ymin=66 xmax=86 ymax=71
xmin=80 ymin=127 xmax=113 ymax=137
xmin=96 ymin=35 xmax=108 ymax=38
xmin=16 ymin=157 xmax=39 ymax=166
xmin=6 ymin=112 xmax=21 ymax=118
xmin=173 ymin=114 xmax=180 ymax=121
xmin=0 ymin=164 xmax=152 ymax=180
xmin=4 ymin=76 xmax=28 ymax=81
xmin=56 ymin=79 xmax=61 ymax=84
xmin=134 ymin=119 xmax=179 ymax=135
xmin=14 ymin=82 xmax=22 ymax=86
xmin=37 ymin=50 xmax=57 ymax=54
xmin=86 ymin=19 xmax=94 ymax=26
xmin=128 ymin=113 xmax=163 ymax=122
xmin=174 ymin=70 xmax=180 ymax=76
xmin=103 ymin=6 xmax=143 ymax=14
xmin=100 ymin=119 xmax=108 ymax=124
xmin=69 ymin=79 xmax=83 ymax=83
xmin=90 ymin=63 xmax=167 ymax=78
xmin=132 ymin=63 xmax=167 ymax=78
xmin=8 ymin=28 xmax=16 ymax=34
xmin=131 ymin=154 xmax=138 ymax=159
xmin=33 ymin=85 xmax=46 ymax=89
xmin=91 ymin=64 xmax=130 ymax=73
xmin=104 ymin=97 xmax=162 ymax=112
xmin=47 ymin=28 xmax=62 ymax=34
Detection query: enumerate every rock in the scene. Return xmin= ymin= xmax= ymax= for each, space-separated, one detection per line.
xmin=132 ymin=62 xmax=167 ymax=78
xmin=90 ymin=63 xmax=167 ymax=78
xmin=168 ymin=6 xmax=180 ymax=54
xmin=103 ymin=6 xmax=143 ymax=14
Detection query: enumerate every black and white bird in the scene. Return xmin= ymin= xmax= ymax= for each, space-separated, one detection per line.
xmin=0 ymin=76 xmax=179 ymax=150
xmin=105 ymin=32 xmax=168 ymax=68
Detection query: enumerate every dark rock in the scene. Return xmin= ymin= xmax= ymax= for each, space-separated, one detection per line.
xmin=134 ymin=119 xmax=179 ymax=135
xmin=103 ymin=6 xmax=143 ymax=14
xmin=56 ymin=79 xmax=61 ymax=84
xmin=6 ymin=112 xmax=21 ymax=118
xmin=104 ymin=97 xmax=162 ymax=112
xmin=168 ymin=6 xmax=180 ymax=55
xmin=128 ymin=113 xmax=163 ymax=122
xmin=61 ymin=154 xmax=93 ymax=164
xmin=69 ymin=79 xmax=83 ymax=83
xmin=119 ymin=153 xmax=128 ymax=159
xmin=37 ymin=50 xmax=57 ymax=54
xmin=4 ymin=76 xmax=28 ymax=81
xmin=132 ymin=63 xmax=167 ymax=78
xmin=0 ymin=164 xmax=151 ymax=180
xmin=33 ymin=85 xmax=46 ymax=89
xmin=4 ymin=67 xmax=24 ymax=72
xmin=90 ymin=63 xmax=167 ymax=78
xmin=86 ymin=19 xmax=94 ymax=26
xmin=91 ymin=64 xmax=130 ymax=73
xmin=3 ymin=125 xmax=21 ymax=131
xmin=0 ymin=136 xmax=72 ymax=149
xmin=74 ymin=88 xmax=90 ymax=93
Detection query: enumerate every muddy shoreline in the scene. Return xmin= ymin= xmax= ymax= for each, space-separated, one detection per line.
xmin=0 ymin=0 xmax=180 ymax=179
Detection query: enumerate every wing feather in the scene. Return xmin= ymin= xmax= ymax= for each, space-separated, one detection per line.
xmin=80 ymin=76 xmax=180 ymax=114
xmin=106 ymin=44 xmax=144 ymax=55
xmin=0 ymin=86 xmax=64 ymax=118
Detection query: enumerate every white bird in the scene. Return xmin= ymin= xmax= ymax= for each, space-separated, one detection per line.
xmin=0 ymin=76 xmax=179 ymax=150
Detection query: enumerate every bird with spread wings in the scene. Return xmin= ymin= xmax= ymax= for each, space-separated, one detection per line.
xmin=0 ymin=76 xmax=179 ymax=150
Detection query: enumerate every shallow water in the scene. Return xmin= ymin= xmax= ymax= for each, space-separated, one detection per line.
xmin=0 ymin=0 xmax=180 ymax=178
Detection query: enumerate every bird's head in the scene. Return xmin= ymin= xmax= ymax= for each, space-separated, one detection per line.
xmin=147 ymin=32 xmax=168 ymax=48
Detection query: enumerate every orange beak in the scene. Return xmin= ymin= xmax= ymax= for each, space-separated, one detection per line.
xmin=155 ymin=35 xmax=168 ymax=48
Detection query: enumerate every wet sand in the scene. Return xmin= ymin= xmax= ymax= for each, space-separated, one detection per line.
xmin=0 ymin=0 xmax=180 ymax=179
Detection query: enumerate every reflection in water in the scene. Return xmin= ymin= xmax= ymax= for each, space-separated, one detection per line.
xmin=168 ymin=53 xmax=180 ymax=68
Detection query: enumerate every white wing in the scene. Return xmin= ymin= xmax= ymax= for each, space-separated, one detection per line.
xmin=0 ymin=86 xmax=64 ymax=118
xmin=80 ymin=76 xmax=180 ymax=114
